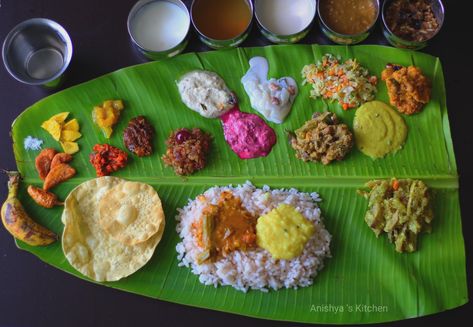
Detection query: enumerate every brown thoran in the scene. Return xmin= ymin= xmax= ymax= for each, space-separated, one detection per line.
xmin=123 ymin=116 xmax=154 ymax=157
xmin=289 ymin=112 xmax=353 ymax=165
xmin=162 ymin=128 xmax=211 ymax=175
xmin=382 ymin=64 xmax=431 ymax=115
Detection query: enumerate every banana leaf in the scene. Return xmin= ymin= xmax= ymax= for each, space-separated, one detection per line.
xmin=10 ymin=44 xmax=467 ymax=324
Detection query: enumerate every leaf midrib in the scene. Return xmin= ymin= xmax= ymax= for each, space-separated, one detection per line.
xmin=20 ymin=175 xmax=459 ymax=189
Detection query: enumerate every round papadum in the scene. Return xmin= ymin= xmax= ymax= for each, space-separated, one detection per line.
xmin=61 ymin=177 xmax=165 ymax=282
xmin=98 ymin=180 xmax=164 ymax=245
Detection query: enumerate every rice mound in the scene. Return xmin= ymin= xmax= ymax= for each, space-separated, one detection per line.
xmin=176 ymin=181 xmax=331 ymax=292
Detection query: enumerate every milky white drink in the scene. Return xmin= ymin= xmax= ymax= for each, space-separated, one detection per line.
xmin=130 ymin=1 xmax=189 ymax=51
xmin=256 ymin=0 xmax=315 ymax=35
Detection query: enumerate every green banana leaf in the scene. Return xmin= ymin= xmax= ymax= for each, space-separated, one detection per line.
xmin=10 ymin=44 xmax=467 ymax=324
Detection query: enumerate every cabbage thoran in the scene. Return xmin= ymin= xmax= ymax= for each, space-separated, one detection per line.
xmin=358 ymin=178 xmax=433 ymax=253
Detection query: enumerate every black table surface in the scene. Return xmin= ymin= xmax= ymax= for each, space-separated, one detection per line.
xmin=0 ymin=1 xmax=471 ymax=326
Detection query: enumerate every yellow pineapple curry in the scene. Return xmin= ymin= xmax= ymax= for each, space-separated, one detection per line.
xmin=92 ymin=100 xmax=125 ymax=138
xmin=193 ymin=191 xmax=316 ymax=264
xmin=193 ymin=191 xmax=257 ymax=264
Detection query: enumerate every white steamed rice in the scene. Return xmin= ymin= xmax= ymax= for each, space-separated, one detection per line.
xmin=176 ymin=181 xmax=331 ymax=292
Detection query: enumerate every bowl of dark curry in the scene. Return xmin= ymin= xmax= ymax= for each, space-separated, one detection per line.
xmin=381 ymin=0 xmax=444 ymax=50
xmin=317 ymin=0 xmax=379 ymax=45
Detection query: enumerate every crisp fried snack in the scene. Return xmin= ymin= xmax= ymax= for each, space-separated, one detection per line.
xmin=61 ymin=177 xmax=165 ymax=282
xmin=99 ymin=181 xmax=164 ymax=245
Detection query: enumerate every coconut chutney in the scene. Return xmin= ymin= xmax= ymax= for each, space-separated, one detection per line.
xmin=177 ymin=70 xmax=236 ymax=118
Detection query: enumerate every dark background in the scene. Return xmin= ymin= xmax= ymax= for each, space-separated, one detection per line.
xmin=0 ymin=1 xmax=470 ymax=326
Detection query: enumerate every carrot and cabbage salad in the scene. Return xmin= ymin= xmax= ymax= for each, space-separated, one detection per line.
xmin=302 ymin=54 xmax=378 ymax=110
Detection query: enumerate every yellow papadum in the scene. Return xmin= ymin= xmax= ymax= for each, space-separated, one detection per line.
xmin=99 ymin=181 xmax=164 ymax=245
xmin=61 ymin=177 xmax=165 ymax=282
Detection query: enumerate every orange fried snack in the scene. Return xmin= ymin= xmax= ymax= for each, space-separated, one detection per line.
xmin=27 ymin=185 xmax=63 ymax=208
xmin=381 ymin=64 xmax=431 ymax=115
xmin=50 ymin=153 xmax=73 ymax=169
xmin=43 ymin=163 xmax=76 ymax=191
xmin=34 ymin=148 xmax=57 ymax=180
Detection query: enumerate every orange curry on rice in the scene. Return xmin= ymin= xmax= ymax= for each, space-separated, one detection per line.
xmin=192 ymin=191 xmax=257 ymax=263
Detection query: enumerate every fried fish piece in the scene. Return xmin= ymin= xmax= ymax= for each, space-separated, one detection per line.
xmin=381 ymin=64 xmax=431 ymax=115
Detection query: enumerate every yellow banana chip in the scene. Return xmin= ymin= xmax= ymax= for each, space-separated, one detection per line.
xmin=41 ymin=120 xmax=62 ymax=141
xmin=49 ymin=112 xmax=70 ymax=123
xmin=42 ymin=113 xmax=81 ymax=153
xmin=61 ymin=130 xmax=82 ymax=142
xmin=60 ymin=141 xmax=79 ymax=154
xmin=63 ymin=118 xmax=79 ymax=132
